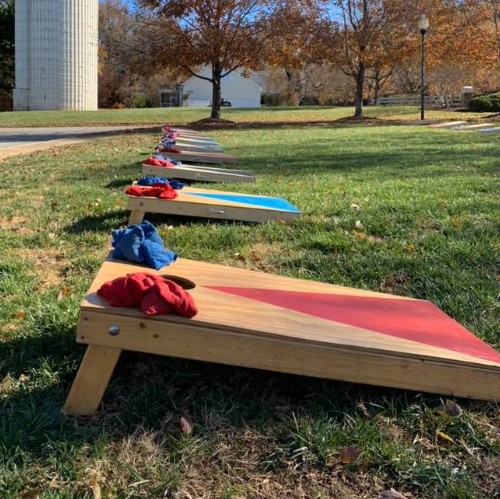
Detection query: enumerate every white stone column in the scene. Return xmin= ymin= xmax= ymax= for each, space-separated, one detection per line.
xmin=14 ymin=0 xmax=98 ymax=111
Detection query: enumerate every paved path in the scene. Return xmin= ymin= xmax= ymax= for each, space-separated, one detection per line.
xmin=0 ymin=125 xmax=156 ymax=159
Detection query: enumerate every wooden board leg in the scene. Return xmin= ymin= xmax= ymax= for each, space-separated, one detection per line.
xmin=63 ymin=345 xmax=122 ymax=416
xmin=128 ymin=210 xmax=145 ymax=225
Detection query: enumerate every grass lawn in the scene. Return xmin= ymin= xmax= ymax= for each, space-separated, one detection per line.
xmin=0 ymin=111 xmax=499 ymax=498
xmin=0 ymin=105 xmax=495 ymax=127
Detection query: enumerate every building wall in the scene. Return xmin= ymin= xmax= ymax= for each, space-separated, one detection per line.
xmin=14 ymin=0 xmax=98 ymax=111
xmin=183 ymin=68 xmax=261 ymax=108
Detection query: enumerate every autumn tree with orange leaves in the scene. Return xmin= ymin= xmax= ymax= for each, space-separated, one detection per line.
xmin=138 ymin=0 xmax=312 ymax=120
xmin=315 ymin=0 xmax=413 ymax=117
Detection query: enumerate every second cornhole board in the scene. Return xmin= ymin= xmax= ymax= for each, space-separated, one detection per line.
xmin=63 ymin=256 xmax=500 ymax=416
xmin=142 ymin=162 xmax=256 ymax=184
xmin=163 ymin=150 xmax=238 ymax=165
xmin=127 ymin=186 xmax=300 ymax=224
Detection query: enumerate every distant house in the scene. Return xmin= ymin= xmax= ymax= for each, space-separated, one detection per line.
xmin=159 ymin=84 xmax=184 ymax=108
xmin=182 ymin=67 xmax=263 ymax=108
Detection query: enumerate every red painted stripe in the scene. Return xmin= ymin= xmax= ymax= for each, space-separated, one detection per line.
xmin=206 ymin=287 xmax=500 ymax=364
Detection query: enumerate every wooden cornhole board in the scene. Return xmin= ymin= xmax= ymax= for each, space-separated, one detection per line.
xmin=127 ymin=186 xmax=300 ymax=224
xmin=157 ymin=141 xmax=224 ymax=153
xmin=162 ymin=135 xmax=220 ymax=146
xmin=142 ymin=162 xmax=256 ymax=184
xmin=479 ymin=127 xmax=500 ymax=133
xmin=429 ymin=121 xmax=467 ymax=128
xmin=63 ymin=256 xmax=500 ymax=415
xmin=163 ymin=128 xmax=220 ymax=142
xmin=162 ymin=150 xmax=238 ymax=165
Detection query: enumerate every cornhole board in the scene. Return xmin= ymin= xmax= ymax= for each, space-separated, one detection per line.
xmin=429 ymin=121 xmax=467 ymax=128
xmin=127 ymin=186 xmax=300 ymax=224
xmin=163 ymin=128 xmax=219 ymax=141
xmin=141 ymin=162 xmax=256 ymax=184
xmin=63 ymin=256 xmax=500 ymax=415
xmin=479 ymin=127 xmax=500 ymax=133
xmin=162 ymin=135 xmax=220 ymax=146
xmin=157 ymin=141 xmax=224 ymax=153
xmin=450 ymin=123 xmax=495 ymax=130
xmin=162 ymin=150 xmax=238 ymax=165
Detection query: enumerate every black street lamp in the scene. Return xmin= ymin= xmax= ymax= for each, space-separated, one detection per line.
xmin=418 ymin=15 xmax=429 ymax=120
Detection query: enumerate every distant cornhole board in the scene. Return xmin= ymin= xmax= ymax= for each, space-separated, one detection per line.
xmin=142 ymin=162 xmax=256 ymax=184
xmin=165 ymin=135 xmax=220 ymax=146
xmin=479 ymin=127 xmax=500 ymax=133
xmin=127 ymin=186 xmax=300 ymax=224
xmin=160 ymin=150 xmax=238 ymax=165
xmin=450 ymin=123 xmax=495 ymax=130
xmin=63 ymin=256 xmax=500 ymax=415
xmin=429 ymin=121 xmax=467 ymax=128
xmin=157 ymin=141 xmax=224 ymax=153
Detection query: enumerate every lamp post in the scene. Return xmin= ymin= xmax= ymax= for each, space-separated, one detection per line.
xmin=418 ymin=15 xmax=429 ymax=120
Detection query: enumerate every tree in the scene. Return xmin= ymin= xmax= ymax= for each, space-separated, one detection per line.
xmin=323 ymin=0 xmax=411 ymax=117
xmin=138 ymin=0 xmax=295 ymax=119
xmin=98 ymin=0 xmax=147 ymax=107
xmin=0 ymin=0 xmax=14 ymax=101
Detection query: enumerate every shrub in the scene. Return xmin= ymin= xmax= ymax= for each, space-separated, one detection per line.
xmin=127 ymin=93 xmax=153 ymax=109
xmin=468 ymin=92 xmax=500 ymax=112
xmin=261 ymin=93 xmax=286 ymax=106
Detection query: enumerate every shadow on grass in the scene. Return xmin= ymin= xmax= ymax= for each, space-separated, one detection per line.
xmin=105 ymin=178 xmax=135 ymax=189
xmin=186 ymin=116 xmax=410 ymax=132
xmin=65 ymin=210 xmax=130 ymax=234
xmin=0 ymin=320 xmax=432 ymax=460
xmin=64 ymin=207 xmax=257 ymax=235
xmin=240 ymin=142 xmax=500 ymax=179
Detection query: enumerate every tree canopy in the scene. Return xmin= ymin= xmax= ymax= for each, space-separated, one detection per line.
xmin=0 ymin=0 xmax=15 ymax=99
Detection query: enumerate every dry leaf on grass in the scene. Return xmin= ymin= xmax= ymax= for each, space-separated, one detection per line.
xmin=379 ymin=488 xmax=407 ymax=498
xmin=339 ymin=445 xmax=361 ymax=464
xmin=180 ymin=414 xmax=193 ymax=435
xmin=436 ymin=430 xmax=455 ymax=443
xmin=444 ymin=399 xmax=463 ymax=417
xmin=57 ymin=286 xmax=72 ymax=301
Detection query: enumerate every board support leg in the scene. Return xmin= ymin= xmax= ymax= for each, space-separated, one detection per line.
xmin=128 ymin=210 xmax=145 ymax=225
xmin=63 ymin=345 xmax=122 ymax=416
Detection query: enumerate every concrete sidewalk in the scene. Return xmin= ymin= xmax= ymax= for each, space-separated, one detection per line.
xmin=0 ymin=125 xmax=156 ymax=159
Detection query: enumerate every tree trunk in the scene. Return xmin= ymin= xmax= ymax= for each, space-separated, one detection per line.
xmin=354 ymin=62 xmax=365 ymax=117
xmin=210 ymin=66 xmax=222 ymax=119
xmin=373 ymin=78 xmax=380 ymax=105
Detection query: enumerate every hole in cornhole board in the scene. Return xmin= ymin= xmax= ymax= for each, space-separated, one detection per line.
xmin=161 ymin=275 xmax=196 ymax=290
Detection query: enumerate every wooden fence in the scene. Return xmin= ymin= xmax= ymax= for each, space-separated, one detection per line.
xmin=377 ymin=95 xmax=463 ymax=107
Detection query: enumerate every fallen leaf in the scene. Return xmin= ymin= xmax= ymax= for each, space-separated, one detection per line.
xmin=16 ymin=310 xmax=26 ymax=320
xmin=180 ymin=415 xmax=193 ymax=435
xmin=251 ymin=251 xmax=262 ymax=262
xmin=380 ymin=488 xmax=407 ymax=498
xmin=57 ymin=286 xmax=72 ymax=301
xmin=436 ymin=430 xmax=455 ymax=443
xmin=352 ymin=230 xmax=367 ymax=240
xmin=339 ymin=445 xmax=361 ymax=464
xmin=444 ymin=399 xmax=463 ymax=417
xmin=87 ymin=470 xmax=101 ymax=499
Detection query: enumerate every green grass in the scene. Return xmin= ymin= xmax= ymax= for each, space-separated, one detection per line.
xmin=0 ymin=112 xmax=499 ymax=498
xmin=0 ymin=105 xmax=494 ymax=127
